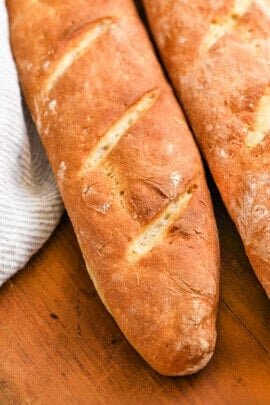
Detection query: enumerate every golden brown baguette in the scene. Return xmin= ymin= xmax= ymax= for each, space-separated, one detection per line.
xmin=143 ymin=0 xmax=270 ymax=297
xmin=7 ymin=0 xmax=219 ymax=375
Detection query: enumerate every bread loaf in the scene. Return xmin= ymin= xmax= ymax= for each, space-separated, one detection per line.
xmin=143 ymin=0 xmax=270 ymax=297
xmin=7 ymin=0 xmax=219 ymax=375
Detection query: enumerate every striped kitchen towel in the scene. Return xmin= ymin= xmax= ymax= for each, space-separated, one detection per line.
xmin=0 ymin=1 xmax=64 ymax=286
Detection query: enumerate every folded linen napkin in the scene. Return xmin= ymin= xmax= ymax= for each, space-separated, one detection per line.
xmin=0 ymin=1 xmax=64 ymax=286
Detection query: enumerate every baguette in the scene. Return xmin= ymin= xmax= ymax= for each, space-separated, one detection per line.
xmin=143 ymin=0 xmax=270 ymax=296
xmin=7 ymin=0 xmax=219 ymax=375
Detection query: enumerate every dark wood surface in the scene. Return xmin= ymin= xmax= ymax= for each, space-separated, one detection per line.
xmin=0 ymin=191 xmax=270 ymax=404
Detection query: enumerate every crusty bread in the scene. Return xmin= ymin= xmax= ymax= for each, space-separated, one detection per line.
xmin=143 ymin=0 xmax=270 ymax=297
xmin=7 ymin=0 xmax=219 ymax=375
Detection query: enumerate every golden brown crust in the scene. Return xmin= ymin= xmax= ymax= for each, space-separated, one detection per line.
xmin=7 ymin=0 xmax=219 ymax=375
xmin=144 ymin=0 xmax=270 ymax=296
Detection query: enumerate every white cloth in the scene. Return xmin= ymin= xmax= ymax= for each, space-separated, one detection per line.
xmin=0 ymin=1 xmax=64 ymax=286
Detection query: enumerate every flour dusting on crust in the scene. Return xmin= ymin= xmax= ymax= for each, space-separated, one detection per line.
xmin=232 ymin=172 xmax=270 ymax=261
xmin=58 ymin=161 xmax=66 ymax=182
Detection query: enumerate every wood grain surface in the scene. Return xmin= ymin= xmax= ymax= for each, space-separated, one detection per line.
xmin=0 ymin=185 xmax=270 ymax=404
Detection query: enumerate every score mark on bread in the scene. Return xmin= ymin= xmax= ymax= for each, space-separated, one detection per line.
xmin=200 ymin=0 xmax=251 ymax=52
xmin=200 ymin=0 xmax=270 ymax=53
xmin=82 ymin=88 xmax=159 ymax=171
xmin=42 ymin=17 xmax=113 ymax=95
xmin=128 ymin=190 xmax=192 ymax=261
xmin=245 ymin=88 xmax=270 ymax=148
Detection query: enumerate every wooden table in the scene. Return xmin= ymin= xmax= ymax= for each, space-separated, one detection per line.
xmin=0 ymin=187 xmax=270 ymax=404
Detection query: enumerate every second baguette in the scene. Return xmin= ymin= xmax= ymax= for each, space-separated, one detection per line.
xmin=143 ymin=0 xmax=270 ymax=297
